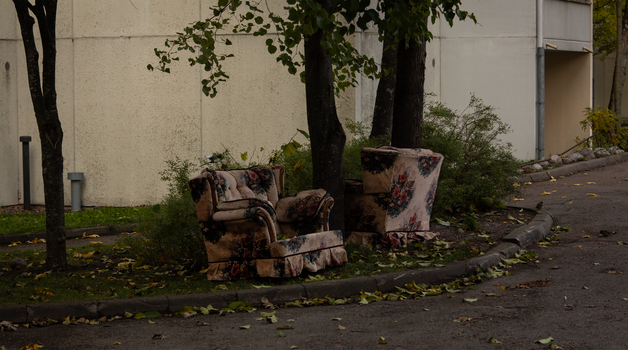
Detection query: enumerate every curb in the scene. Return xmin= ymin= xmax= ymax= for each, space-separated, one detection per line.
xmin=0 ymin=224 xmax=136 ymax=246
xmin=516 ymin=152 xmax=628 ymax=183
xmin=0 ymin=211 xmax=553 ymax=323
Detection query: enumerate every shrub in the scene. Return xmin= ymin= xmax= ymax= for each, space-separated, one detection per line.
xmin=422 ymin=95 xmax=520 ymax=215
xmin=581 ymin=107 xmax=628 ymax=149
xmin=279 ymin=120 xmax=387 ymax=194
xmin=124 ymin=158 xmax=207 ymax=268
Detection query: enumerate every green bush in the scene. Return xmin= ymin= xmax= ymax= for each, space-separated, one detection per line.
xmin=422 ymin=95 xmax=520 ymax=215
xmin=124 ymin=158 xmax=207 ymax=268
xmin=581 ymin=107 xmax=628 ymax=149
xmin=279 ymin=120 xmax=387 ymax=194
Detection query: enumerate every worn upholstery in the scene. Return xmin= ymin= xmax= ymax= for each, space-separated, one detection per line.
xmin=189 ymin=165 xmax=347 ymax=280
xmin=345 ymin=146 xmax=444 ymax=246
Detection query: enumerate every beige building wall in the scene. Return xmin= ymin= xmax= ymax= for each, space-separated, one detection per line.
xmin=1 ymin=0 xmax=320 ymax=208
xmin=0 ymin=0 xmax=593 ymax=208
xmin=545 ymin=51 xmax=591 ymax=155
xmin=437 ymin=0 xmax=538 ymax=160
xmin=0 ymin=0 xmax=19 ymax=207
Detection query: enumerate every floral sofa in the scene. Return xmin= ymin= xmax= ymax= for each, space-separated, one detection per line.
xmin=345 ymin=146 xmax=444 ymax=246
xmin=189 ymin=165 xmax=347 ymax=280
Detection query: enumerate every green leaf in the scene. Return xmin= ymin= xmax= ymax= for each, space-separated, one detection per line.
xmin=278 ymin=330 xmax=286 ymax=337
xmin=240 ymin=152 xmax=248 ymax=161
xmin=535 ymin=337 xmax=554 ymax=344
xmin=488 ymin=337 xmax=502 ymax=344
xmin=277 ymin=325 xmax=293 ymax=330
xmin=124 ymin=311 xmax=133 ymax=318
xmin=143 ymin=311 xmax=162 ymax=318
xmin=134 ymin=313 xmax=146 ymax=319
xmin=297 ymin=128 xmax=310 ymax=139
xmin=148 ymin=320 xmax=156 ymax=324
xmin=436 ymin=218 xmax=450 ymax=226
xmin=253 ymin=284 xmax=271 ymax=289
xmin=331 ymin=317 xmax=342 ymax=321
xmin=463 ymin=298 xmax=478 ymax=303
xmin=240 ymin=324 xmax=251 ymax=329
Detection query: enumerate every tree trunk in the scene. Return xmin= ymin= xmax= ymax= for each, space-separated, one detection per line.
xmin=370 ymin=17 xmax=398 ymax=140
xmin=609 ymin=0 xmax=628 ymax=117
xmin=390 ymin=28 xmax=427 ymax=148
xmin=304 ymin=0 xmax=346 ymax=231
xmin=13 ymin=0 xmax=67 ymax=268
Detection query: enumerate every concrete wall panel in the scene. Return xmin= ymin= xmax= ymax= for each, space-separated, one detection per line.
xmin=73 ymin=37 xmax=201 ymax=206
xmin=544 ymin=0 xmax=591 ymax=43
xmin=0 ymin=1 xmax=17 ymax=40
xmin=201 ymin=34 xmax=308 ymax=161
xmin=0 ymin=40 xmax=19 ymax=207
xmin=440 ymin=0 xmax=536 ymax=38
xmin=440 ymin=37 xmax=537 ymax=160
xmin=74 ymin=0 xmax=200 ymax=38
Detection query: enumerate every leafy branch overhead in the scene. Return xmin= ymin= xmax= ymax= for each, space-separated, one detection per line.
xmin=148 ymin=0 xmax=475 ymax=97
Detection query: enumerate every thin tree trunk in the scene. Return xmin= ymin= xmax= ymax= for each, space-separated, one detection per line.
xmin=13 ymin=0 xmax=67 ymax=268
xmin=390 ymin=25 xmax=427 ymax=148
xmin=304 ymin=0 xmax=346 ymax=231
xmin=370 ymin=17 xmax=398 ymax=140
xmin=610 ymin=0 xmax=627 ymax=117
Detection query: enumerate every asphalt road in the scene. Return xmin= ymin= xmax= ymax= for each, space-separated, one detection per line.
xmin=2 ymin=161 xmax=628 ymax=350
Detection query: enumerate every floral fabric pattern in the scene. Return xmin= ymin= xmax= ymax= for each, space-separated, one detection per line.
xmin=276 ymin=189 xmax=329 ymax=222
xmin=344 ymin=147 xmax=443 ymax=244
xmin=188 ymin=165 xmax=345 ymax=280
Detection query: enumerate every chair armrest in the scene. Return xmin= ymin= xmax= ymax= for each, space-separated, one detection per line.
xmin=211 ymin=206 xmax=278 ymax=243
xmin=216 ymin=198 xmax=276 ymax=218
xmin=276 ymin=189 xmax=332 ymax=223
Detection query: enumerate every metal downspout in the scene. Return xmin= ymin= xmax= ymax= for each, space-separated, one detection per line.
xmin=537 ymin=0 xmax=545 ymax=160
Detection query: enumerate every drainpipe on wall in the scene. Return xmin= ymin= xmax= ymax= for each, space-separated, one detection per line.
xmin=537 ymin=0 xmax=545 ymax=160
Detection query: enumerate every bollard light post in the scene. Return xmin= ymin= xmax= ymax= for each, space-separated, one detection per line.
xmin=19 ymin=136 xmax=31 ymax=211
xmin=67 ymin=172 xmax=84 ymax=212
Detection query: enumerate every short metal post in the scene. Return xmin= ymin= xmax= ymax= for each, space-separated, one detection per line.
xmin=67 ymin=172 xmax=84 ymax=212
xmin=19 ymin=136 xmax=31 ymax=211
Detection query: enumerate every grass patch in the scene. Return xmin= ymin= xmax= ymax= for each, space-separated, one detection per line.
xmin=0 ymin=238 xmax=480 ymax=306
xmin=0 ymin=206 xmax=152 ymax=235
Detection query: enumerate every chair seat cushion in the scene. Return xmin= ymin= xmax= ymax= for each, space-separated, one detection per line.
xmin=276 ymin=189 xmax=329 ymax=222
xmin=269 ymin=230 xmax=344 ymax=257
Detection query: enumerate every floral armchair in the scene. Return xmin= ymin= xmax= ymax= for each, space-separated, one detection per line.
xmin=188 ymin=165 xmax=347 ymax=280
xmin=345 ymin=146 xmax=444 ymax=246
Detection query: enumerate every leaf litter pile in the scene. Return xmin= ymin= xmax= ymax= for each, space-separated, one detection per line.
xmin=428 ymin=207 xmax=537 ymax=254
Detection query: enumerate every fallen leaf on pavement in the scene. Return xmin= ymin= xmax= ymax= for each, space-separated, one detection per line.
xmin=331 ymin=318 xmax=342 ymax=321
xmin=261 ymin=297 xmax=276 ymax=309
xmin=338 ymin=325 xmax=346 ymax=330
xmin=278 ymin=330 xmax=286 ymax=337
xmin=586 ymin=193 xmax=600 ymax=197
xmin=152 ymin=334 xmax=166 ymax=340
xmin=535 ymin=337 xmax=554 ymax=344
xmin=463 ymin=298 xmax=478 ymax=303
xmin=488 ymin=337 xmax=502 ymax=344
xmin=240 ymin=325 xmax=250 ymax=329
xmin=277 ymin=325 xmax=293 ymax=330
xmin=541 ymin=192 xmax=551 ymax=196
xmin=453 ymin=317 xmax=472 ymax=322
